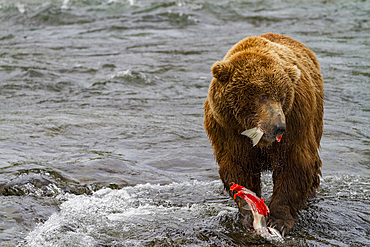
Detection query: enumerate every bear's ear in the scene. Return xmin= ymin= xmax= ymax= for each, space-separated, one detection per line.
xmin=212 ymin=61 xmax=233 ymax=83
xmin=285 ymin=65 xmax=301 ymax=84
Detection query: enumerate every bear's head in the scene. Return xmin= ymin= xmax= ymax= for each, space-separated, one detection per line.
xmin=209 ymin=52 xmax=300 ymax=146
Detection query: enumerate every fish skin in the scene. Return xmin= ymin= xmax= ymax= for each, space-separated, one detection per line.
xmin=276 ymin=136 xmax=282 ymax=142
xmin=241 ymin=127 xmax=264 ymax=146
xmin=230 ymin=183 xmax=284 ymax=243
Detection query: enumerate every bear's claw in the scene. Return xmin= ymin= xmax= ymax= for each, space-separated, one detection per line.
xmin=267 ymin=216 xmax=296 ymax=236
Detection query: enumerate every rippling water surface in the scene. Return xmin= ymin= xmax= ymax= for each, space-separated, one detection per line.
xmin=0 ymin=0 xmax=369 ymax=246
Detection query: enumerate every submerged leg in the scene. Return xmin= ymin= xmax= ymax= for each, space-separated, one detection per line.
xmin=268 ymin=146 xmax=320 ymax=235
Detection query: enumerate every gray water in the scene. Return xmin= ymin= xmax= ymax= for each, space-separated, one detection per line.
xmin=0 ymin=0 xmax=369 ymax=246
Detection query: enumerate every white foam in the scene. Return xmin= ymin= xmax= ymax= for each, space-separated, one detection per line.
xmin=16 ymin=3 xmax=25 ymax=14
xmin=110 ymin=69 xmax=132 ymax=79
xmin=109 ymin=69 xmax=152 ymax=85
xmin=61 ymin=0 xmax=69 ymax=10
xmin=24 ymin=180 xmax=234 ymax=246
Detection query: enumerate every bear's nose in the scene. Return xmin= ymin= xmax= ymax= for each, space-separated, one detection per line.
xmin=273 ymin=122 xmax=286 ymax=136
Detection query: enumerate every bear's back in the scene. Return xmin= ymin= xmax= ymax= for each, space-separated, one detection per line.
xmin=223 ymin=33 xmax=319 ymax=73
xmin=260 ymin=33 xmax=320 ymax=69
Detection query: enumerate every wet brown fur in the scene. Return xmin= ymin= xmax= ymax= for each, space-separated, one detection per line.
xmin=204 ymin=33 xmax=324 ymax=234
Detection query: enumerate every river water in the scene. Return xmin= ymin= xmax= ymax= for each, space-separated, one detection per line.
xmin=0 ymin=0 xmax=369 ymax=246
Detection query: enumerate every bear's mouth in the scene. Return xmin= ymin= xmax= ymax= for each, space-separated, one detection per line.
xmin=260 ymin=128 xmax=282 ymax=143
xmin=241 ymin=127 xmax=282 ymax=146
xmin=262 ymin=132 xmax=283 ymax=144
xmin=263 ymin=133 xmax=276 ymax=141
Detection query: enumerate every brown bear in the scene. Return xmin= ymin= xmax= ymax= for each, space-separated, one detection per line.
xmin=204 ymin=33 xmax=323 ymax=235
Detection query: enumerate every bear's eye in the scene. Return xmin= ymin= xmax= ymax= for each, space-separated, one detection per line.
xmin=258 ymin=95 xmax=269 ymax=102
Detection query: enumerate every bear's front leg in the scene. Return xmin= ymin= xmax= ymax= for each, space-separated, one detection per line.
xmin=268 ymin=200 xmax=297 ymax=236
xmin=268 ymin=149 xmax=318 ymax=235
xmin=219 ymin=158 xmax=262 ymax=229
